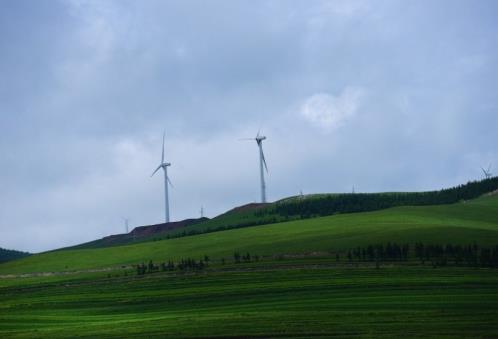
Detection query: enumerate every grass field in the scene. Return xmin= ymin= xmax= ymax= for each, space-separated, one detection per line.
xmin=1 ymin=262 xmax=497 ymax=338
xmin=1 ymin=194 xmax=497 ymax=275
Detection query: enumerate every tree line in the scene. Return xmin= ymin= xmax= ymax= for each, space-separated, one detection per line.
xmin=135 ymin=243 xmax=498 ymax=276
xmin=136 ymin=255 xmax=211 ymax=275
xmin=414 ymin=243 xmax=498 ymax=268
xmin=342 ymin=242 xmax=498 ymax=268
xmin=273 ymin=177 xmax=498 ymax=218
xmin=136 ymin=252 xmax=264 ymax=275
xmin=344 ymin=243 xmax=410 ymax=262
xmin=232 ymin=251 xmax=260 ymax=263
xmin=160 ymin=219 xmax=279 ymax=241
xmin=0 ymin=247 xmax=30 ymax=264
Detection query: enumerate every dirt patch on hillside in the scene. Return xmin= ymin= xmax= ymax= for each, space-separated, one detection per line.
xmin=222 ymin=203 xmax=269 ymax=215
xmin=129 ymin=218 xmax=206 ymax=238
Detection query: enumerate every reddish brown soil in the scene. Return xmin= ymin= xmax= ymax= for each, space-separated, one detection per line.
xmin=221 ymin=202 xmax=269 ymax=215
xmin=129 ymin=218 xmax=204 ymax=237
xmin=99 ymin=218 xmax=207 ymax=245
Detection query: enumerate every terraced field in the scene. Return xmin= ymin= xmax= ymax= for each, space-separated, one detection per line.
xmin=1 ymin=263 xmax=497 ymax=338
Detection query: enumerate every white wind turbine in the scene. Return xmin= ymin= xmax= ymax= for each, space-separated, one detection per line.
xmin=481 ymin=164 xmax=492 ymax=179
xmin=151 ymin=132 xmax=173 ymax=223
xmin=241 ymin=131 xmax=269 ymax=203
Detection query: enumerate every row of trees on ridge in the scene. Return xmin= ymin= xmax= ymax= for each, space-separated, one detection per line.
xmin=273 ymin=177 xmax=498 ymax=218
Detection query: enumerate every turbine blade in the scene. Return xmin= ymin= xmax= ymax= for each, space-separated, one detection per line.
xmin=167 ymin=176 xmax=174 ymax=188
xmin=161 ymin=131 xmax=165 ymax=164
xmin=151 ymin=165 xmax=162 ymax=177
xmin=238 ymin=138 xmax=254 ymax=141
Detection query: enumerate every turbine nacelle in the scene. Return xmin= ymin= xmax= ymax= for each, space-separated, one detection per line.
xmin=151 ymin=163 xmax=171 ymax=177
xmin=240 ymin=134 xmax=267 ymax=144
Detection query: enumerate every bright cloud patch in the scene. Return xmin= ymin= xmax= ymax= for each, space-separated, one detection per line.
xmin=300 ymin=87 xmax=365 ymax=131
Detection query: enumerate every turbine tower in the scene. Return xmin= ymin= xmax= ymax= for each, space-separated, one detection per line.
xmin=241 ymin=131 xmax=269 ymax=203
xmin=151 ymin=132 xmax=172 ymax=223
xmin=123 ymin=218 xmax=130 ymax=233
xmin=481 ymin=164 xmax=492 ymax=179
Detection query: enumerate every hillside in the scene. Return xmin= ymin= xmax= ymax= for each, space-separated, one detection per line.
xmin=67 ymin=218 xmax=208 ymax=249
xmin=1 ymin=190 xmax=498 ymax=338
xmin=67 ymin=203 xmax=272 ymax=250
xmin=70 ymin=177 xmax=498 ymax=250
xmin=1 ymin=193 xmax=497 ymax=275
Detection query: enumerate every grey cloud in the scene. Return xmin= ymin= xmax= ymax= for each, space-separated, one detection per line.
xmin=0 ymin=0 xmax=497 ymax=252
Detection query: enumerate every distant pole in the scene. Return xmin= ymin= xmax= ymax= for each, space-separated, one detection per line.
xmin=200 ymin=206 xmax=204 ymax=218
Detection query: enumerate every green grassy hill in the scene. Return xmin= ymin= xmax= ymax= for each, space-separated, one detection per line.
xmin=68 ymin=177 xmax=498 ymax=250
xmin=2 ymin=193 xmax=497 ymax=275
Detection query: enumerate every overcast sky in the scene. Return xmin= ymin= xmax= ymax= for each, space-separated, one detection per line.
xmin=1 ymin=0 xmax=497 ymax=253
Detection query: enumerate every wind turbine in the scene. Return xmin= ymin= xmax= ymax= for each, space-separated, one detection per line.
xmin=481 ymin=164 xmax=492 ymax=179
xmin=241 ymin=131 xmax=269 ymax=203
xmin=151 ymin=132 xmax=173 ymax=223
